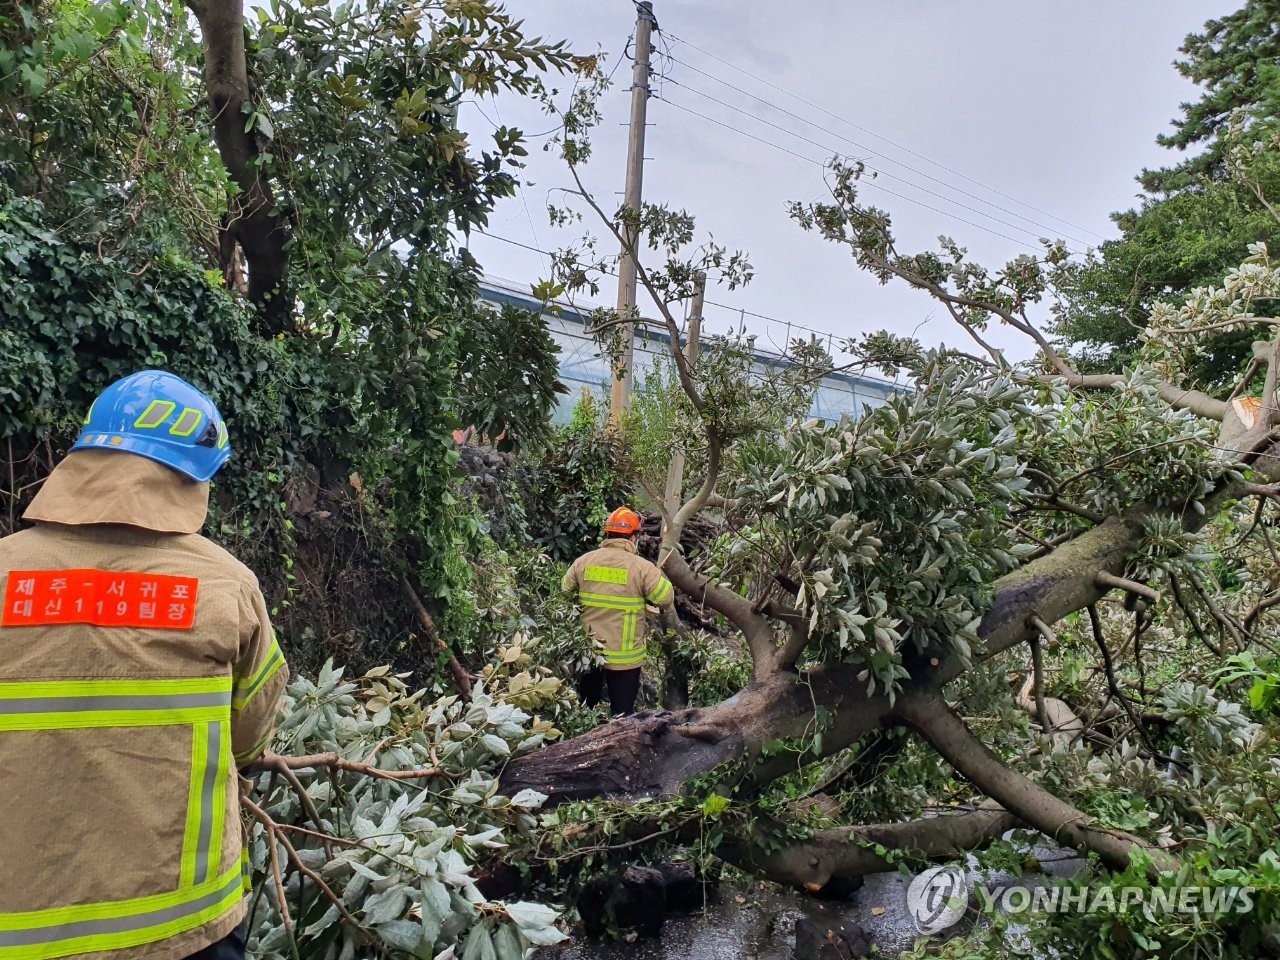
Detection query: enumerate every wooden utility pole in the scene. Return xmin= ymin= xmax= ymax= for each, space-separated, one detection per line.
xmin=609 ymin=0 xmax=657 ymax=421
xmin=662 ymin=272 xmax=705 ymax=519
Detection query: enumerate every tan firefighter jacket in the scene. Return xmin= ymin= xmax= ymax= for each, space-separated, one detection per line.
xmin=561 ymin=538 xmax=674 ymax=670
xmin=0 ymin=450 xmax=289 ymax=960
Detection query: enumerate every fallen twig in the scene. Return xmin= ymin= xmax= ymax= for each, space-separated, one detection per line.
xmin=242 ymin=796 xmax=293 ymax=935
xmin=259 ymin=749 xmax=454 ymax=783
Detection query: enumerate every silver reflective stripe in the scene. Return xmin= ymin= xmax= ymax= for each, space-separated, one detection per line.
xmin=0 ymin=870 xmax=240 ymax=948
xmin=194 ymin=721 xmax=220 ymax=884
xmin=0 ymin=692 xmax=230 ymax=714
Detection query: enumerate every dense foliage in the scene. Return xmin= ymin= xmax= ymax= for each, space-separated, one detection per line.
xmin=244 ymin=653 xmax=574 ymax=960
xmin=10 ymin=2 xmax=1280 ymax=959
xmin=1053 ymin=0 xmax=1280 ymax=381
xmin=520 ymin=394 xmax=632 ymax=562
xmin=0 ymin=0 xmax=572 ymax=670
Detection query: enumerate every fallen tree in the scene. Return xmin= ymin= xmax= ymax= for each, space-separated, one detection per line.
xmin=498 ymin=86 xmax=1280 ymax=944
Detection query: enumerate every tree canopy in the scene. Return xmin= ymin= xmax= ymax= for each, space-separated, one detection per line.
xmin=1053 ymin=0 xmax=1280 ymax=384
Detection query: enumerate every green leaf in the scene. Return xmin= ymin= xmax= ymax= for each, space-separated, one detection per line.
xmin=492 ymin=924 xmax=523 ymax=960
xmin=700 ymin=794 xmax=729 ymax=817
xmin=461 ymin=924 xmax=497 ymax=960
xmin=362 ymin=886 xmax=408 ymax=925
xmin=376 ymin=918 xmax=423 ymax=952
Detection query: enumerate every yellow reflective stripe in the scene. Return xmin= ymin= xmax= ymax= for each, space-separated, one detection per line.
xmin=232 ymin=636 xmax=285 ymax=711
xmin=205 ymin=720 xmax=231 ymax=885
xmin=234 ymin=729 xmax=272 ymax=767
xmin=216 ymin=422 xmax=229 ymax=450
xmin=0 ymin=865 xmax=242 ymax=960
xmin=0 ymin=706 xmax=226 ymax=732
xmin=178 ymin=720 xmax=225 ymax=890
xmin=132 ymin=399 xmax=176 ymax=430
xmin=584 ymin=565 xmax=628 ymax=585
xmin=180 ymin=723 xmax=208 ymax=888
xmin=0 ymin=677 xmax=234 ymax=731
xmin=0 ymin=678 xmax=230 ymax=699
xmin=579 ymin=592 xmax=644 ymax=610
xmin=0 ymin=679 xmax=238 ymax=958
xmin=646 ymin=578 xmax=673 ymax=604
xmin=605 ymin=646 xmax=647 ymax=666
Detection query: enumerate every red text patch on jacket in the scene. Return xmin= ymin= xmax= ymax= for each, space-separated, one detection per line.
xmin=2 ymin=568 xmax=200 ymax=629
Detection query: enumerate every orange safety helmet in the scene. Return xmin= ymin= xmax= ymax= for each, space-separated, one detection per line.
xmin=603 ymin=506 xmax=643 ymax=536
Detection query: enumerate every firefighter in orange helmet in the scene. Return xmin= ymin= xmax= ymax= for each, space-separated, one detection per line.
xmin=561 ymin=507 xmax=675 ymax=715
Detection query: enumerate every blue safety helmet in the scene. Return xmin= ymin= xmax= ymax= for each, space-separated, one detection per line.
xmin=72 ymin=370 xmax=231 ymax=482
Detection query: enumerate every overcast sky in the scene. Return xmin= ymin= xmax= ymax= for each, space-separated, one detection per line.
xmin=458 ymin=1 xmax=1238 ymax=364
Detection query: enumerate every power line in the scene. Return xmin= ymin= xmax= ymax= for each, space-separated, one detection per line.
xmin=662 ymin=76 xmax=1085 ymax=252
xmin=489 ymin=98 xmax=548 ymax=271
xmin=659 ymin=96 xmax=1042 ymax=251
xmin=471 ymin=231 xmax=872 ymax=358
xmin=664 ymin=31 xmax=1109 ymax=244
xmin=663 ymin=55 xmax=1095 ymax=250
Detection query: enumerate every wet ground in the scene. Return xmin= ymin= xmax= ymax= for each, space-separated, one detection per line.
xmin=541 ymin=845 xmax=1087 ymax=960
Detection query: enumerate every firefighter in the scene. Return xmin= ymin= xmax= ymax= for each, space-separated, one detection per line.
xmin=0 ymin=370 xmax=289 ymax=960
xmin=561 ymin=506 xmax=675 ymax=715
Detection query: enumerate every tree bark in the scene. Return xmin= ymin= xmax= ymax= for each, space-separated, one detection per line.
xmin=186 ymin=0 xmax=290 ymax=334
xmin=499 ymin=669 xmax=892 ymax=803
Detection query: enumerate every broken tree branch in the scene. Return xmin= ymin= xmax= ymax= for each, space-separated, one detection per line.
xmin=259 ymin=749 xmax=453 ymax=783
xmin=1058 ymin=374 xmax=1229 ymax=422
xmin=723 ymin=803 xmax=1019 ymax=890
xmin=1095 ymin=571 xmax=1161 ymax=605
xmin=896 ymin=689 xmax=1176 ymax=877
xmin=399 ymin=574 xmax=473 ymax=699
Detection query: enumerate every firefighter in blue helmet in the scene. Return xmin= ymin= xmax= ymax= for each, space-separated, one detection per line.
xmin=0 ymin=370 xmax=286 ymax=960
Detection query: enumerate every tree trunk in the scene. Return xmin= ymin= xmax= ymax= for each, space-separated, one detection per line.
xmin=186 ymin=0 xmax=290 ymax=335
xmin=499 ymin=505 xmax=1193 ymax=885
xmin=500 ymin=669 xmax=892 ymax=802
